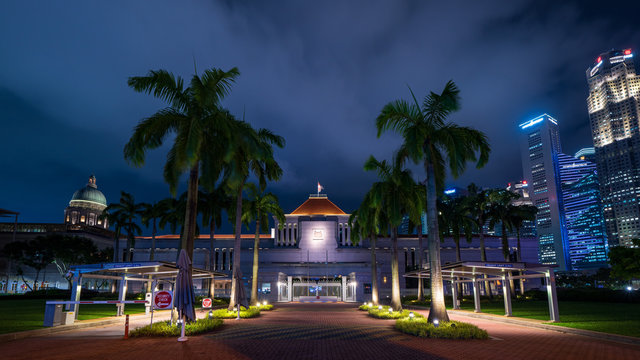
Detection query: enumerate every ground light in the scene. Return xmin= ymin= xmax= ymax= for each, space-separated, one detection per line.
xmin=208 ymin=310 xmax=213 ymax=319
xmin=433 ymin=319 xmax=439 ymax=328
xmin=263 ymin=301 xmax=268 ymax=306
xmin=368 ymin=302 xmax=372 ymax=307
xmin=378 ymin=305 xmax=383 ymax=310
xmin=388 ymin=308 xmax=393 ymax=314
xmin=627 ymin=286 xmax=633 ymax=291
xmin=409 ymin=312 xmax=414 ymax=320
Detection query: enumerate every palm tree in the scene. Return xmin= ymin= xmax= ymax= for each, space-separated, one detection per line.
xmin=376 ymin=81 xmax=490 ymax=323
xmin=349 ymin=190 xmax=385 ymax=305
xmin=225 ymin=121 xmax=285 ymax=310
xmin=465 ymin=183 xmax=493 ymax=297
xmin=102 ymin=191 xmax=144 ymax=262
xmin=242 ymin=184 xmax=285 ymax=305
xmin=99 ymin=210 xmax=126 ymax=262
xmin=407 ymin=183 xmax=426 ymax=301
xmin=364 ymin=153 xmax=421 ymax=311
xmin=124 ymin=67 xmax=239 ymax=261
xmin=438 ymin=196 xmax=474 ymax=263
xmin=140 ymin=201 xmax=165 ymax=261
xmin=158 ymin=196 xmax=184 ymax=236
xmin=488 ymin=189 xmax=520 ymax=296
xmin=509 ymin=204 xmax=538 ymax=294
xmin=199 ymin=185 xmax=231 ymax=296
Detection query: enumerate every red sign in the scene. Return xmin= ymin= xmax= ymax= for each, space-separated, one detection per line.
xmin=202 ymin=298 xmax=212 ymax=309
xmin=153 ymin=291 xmax=173 ymax=309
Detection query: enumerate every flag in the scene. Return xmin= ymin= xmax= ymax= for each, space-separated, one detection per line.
xmin=317 ymin=182 xmax=324 ymax=194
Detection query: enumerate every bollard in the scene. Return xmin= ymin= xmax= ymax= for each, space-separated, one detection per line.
xmin=124 ymin=314 xmax=130 ymax=339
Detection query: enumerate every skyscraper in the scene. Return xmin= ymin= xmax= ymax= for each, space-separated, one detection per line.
xmin=506 ymin=181 xmax=537 ymax=238
xmin=519 ymin=114 xmax=569 ymax=270
xmin=557 ymin=154 xmax=609 ymax=269
xmin=586 ymin=49 xmax=640 ymax=247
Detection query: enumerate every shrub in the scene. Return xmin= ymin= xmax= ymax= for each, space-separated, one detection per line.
xmin=368 ymin=306 xmax=423 ymax=319
xmin=211 ymin=306 xmax=261 ymax=319
xmin=395 ymin=318 xmax=489 ymax=340
xmin=258 ymin=304 xmax=274 ymax=311
xmin=130 ymin=318 xmax=223 ymax=337
xmin=358 ymin=304 xmax=370 ymax=311
xmin=404 ymin=299 xmax=430 ymax=307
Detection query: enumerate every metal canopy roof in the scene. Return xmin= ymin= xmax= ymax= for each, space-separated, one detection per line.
xmin=70 ymin=261 xmax=227 ymax=280
xmin=404 ymin=261 xmax=555 ymax=280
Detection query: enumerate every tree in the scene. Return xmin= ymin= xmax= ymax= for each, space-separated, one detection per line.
xmin=2 ymin=238 xmax=54 ymax=291
xmin=349 ymin=190 xmax=386 ymax=305
xmin=199 ymin=185 xmax=231 ymax=296
xmin=125 ymin=67 xmax=239 ymax=260
xmin=507 ymin=203 xmax=538 ymax=294
xmin=102 ymin=191 xmax=144 ymax=262
xmin=609 ymin=239 xmax=640 ymax=281
xmin=465 ymin=183 xmax=493 ymax=297
xmin=99 ymin=210 xmax=126 ymax=262
xmin=242 ymin=184 xmax=285 ymax=305
xmin=487 ymin=189 xmax=520 ymax=296
xmin=48 ymin=235 xmax=111 ymax=288
xmin=225 ymin=121 xmax=285 ymax=310
xmin=438 ymin=196 xmax=473 ymax=263
xmin=363 ymin=153 xmax=422 ymax=311
xmin=140 ymin=201 xmax=166 ymax=261
xmin=376 ymin=81 xmax=490 ymax=323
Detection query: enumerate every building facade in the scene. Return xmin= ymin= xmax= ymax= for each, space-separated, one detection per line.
xmin=519 ymin=114 xmax=569 ymax=270
xmin=586 ymin=49 xmax=640 ymax=247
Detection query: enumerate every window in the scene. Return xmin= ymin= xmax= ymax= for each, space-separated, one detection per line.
xmin=363 ymin=283 xmax=372 ymax=294
xmin=80 ymin=215 xmax=86 ymax=223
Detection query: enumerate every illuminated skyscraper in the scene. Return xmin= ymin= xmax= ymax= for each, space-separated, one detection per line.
xmin=586 ymin=49 xmax=640 ymax=247
xmin=557 ymin=154 xmax=609 ymax=269
xmin=506 ymin=181 xmax=537 ymax=238
xmin=519 ymin=114 xmax=569 ymax=270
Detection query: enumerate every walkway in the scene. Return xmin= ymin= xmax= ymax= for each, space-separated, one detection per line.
xmin=0 ymin=303 xmax=639 ymax=360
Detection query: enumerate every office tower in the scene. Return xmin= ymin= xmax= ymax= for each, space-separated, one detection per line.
xmin=557 ymin=154 xmax=609 ymax=269
xmin=519 ymin=114 xmax=569 ymax=270
xmin=586 ymin=49 xmax=640 ymax=247
xmin=575 ymin=147 xmax=596 ymax=162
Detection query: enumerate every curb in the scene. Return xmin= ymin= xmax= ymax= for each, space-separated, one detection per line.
xmin=0 ymin=317 xmax=127 ymax=343
xmin=405 ymin=306 xmax=640 ymax=347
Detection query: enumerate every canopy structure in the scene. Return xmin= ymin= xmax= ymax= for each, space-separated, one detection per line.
xmin=405 ymin=261 xmax=560 ymax=322
xmin=66 ymin=261 xmax=226 ymax=318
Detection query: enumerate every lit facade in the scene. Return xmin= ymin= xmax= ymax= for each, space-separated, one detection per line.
xmin=519 ymin=114 xmax=569 ymax=270
xmin=586 ymin=49 xmax=640 ymax=247
xmin=557 ymin=154 xmax=609 ymax=269
xmin=506 ymin=181 xmax=537 ymax=238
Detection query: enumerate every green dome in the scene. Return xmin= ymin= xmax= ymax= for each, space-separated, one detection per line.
xmin=70 ymin=175 xmax=107 ymax=206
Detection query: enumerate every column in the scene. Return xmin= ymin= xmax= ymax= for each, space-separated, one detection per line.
xmin=502 ymin=275 xmax=512 ymax=316
xmin=452 ymin=280 xmax=460 ymax=310
xmin=67 ymin=273 xmax=82 ymax=318
xmin=117 ymin=275 xmax=127 ymax=316
xmin=473 ymin=277 xmax=481 ymax=313
xmin=341 ymin=276 xmax=347 ymax=301
xmin=346 ymin=225 xmax=351 ymax=246
xmin=546 ymin=271 xmax=560 ymax=322
xmin=287 ymin=276 xmax=293 ymax=302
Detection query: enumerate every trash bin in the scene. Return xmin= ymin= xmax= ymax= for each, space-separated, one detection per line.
xmin=43 ymin=303 xmax=63 ymax=327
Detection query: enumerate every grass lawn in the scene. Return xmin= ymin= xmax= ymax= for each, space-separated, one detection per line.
xmin=406 ymin=298 xmax=640 ymax=338
xmin=0 ymin=299 xmax=146 ymax=334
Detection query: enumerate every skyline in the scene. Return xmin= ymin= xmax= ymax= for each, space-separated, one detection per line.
xmin=2 ymin=1 xmax=640 ymax=231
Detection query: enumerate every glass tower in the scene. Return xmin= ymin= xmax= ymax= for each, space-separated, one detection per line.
xmin=586 ymin=49 xmax=640 ymax=247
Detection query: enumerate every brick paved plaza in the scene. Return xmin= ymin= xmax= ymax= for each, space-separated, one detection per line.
xmin=1 ymin=303 xmax=639 ymax=360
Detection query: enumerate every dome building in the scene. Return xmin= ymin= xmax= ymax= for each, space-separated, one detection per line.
xmin=64 ymin=175 xmax=109 ymax=229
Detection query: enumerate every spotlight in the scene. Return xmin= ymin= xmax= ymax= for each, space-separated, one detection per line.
xmin=378 ymin=305 xmax=383 ymax=310
xmin=409 ymin=312 xmax=415 ymax=320
xmin=433 ymin=319 xmax=439 ymax=328
xmin=263 ymin=301 xmax=268 ymax=306
xmin=627 ymin=286 xmax=633 ymax=291
xmin=388 ymin=307 xmax=393 ymax=313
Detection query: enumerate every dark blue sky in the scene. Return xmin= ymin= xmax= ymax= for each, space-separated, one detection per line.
xmin=1 ymin=0 xmax=639 ymax=233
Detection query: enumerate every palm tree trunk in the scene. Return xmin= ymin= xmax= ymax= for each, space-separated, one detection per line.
xmin=370 ymin=234 xmax=379 ymax=305
xmin=251 ymin=216 xmax=261 ymax=306
xmin=180 ymin=163 xmax=200 ymax=259
xmin=390 ymin=227 xmax=401 ymax=311
xmin=228 ymin=185 xmax=244 ymax=311
xmin=150 ymin=218 xmax=156 ymax=261
xmin=425 ymin=162 xmax=449 ymax=323
xmin=209 ymin=222 xmax=215 ymax=298
xmin=417 ymin=224 xmax=424 ymax=301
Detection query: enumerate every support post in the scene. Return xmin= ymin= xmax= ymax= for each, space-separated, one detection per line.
xmin=287 ymin=276 xmax=293 ymax=302
xmin=452 ymin=280 xmax=460 ymax=310
xmin=117 ymin=276 xmax=127 ymax=316
xmin=473 ymin=277 xmax=481 ymax=313
xmin=546 ymin=271 xmax=560 ymax=322
xmin=341 ymin=276 xmax=347 ymax=302
xmin=67 ymin=272 xmax=82 ymax=318
xmin=502 ymin=275 xmax=512 ymax=317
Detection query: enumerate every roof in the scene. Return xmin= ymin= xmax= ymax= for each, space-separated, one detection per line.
xmin=404 ymin=261 xmax=555 ymax=279
xmin=0 ymin=208 xmax=19 ymax=217
xmin=70 ymin=261 xmax=226 ymax=280
xmin=289 ymin=195 xmax=347 ymax=216
xmin=70 ymin=175 xmax=107 ymax=207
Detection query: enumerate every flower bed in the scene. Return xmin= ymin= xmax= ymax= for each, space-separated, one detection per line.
xmin=130 ymin=318 xmax=223 ymax=337
xmin=211 ymin=306 xmax=261 ymax=319
xmin=395 ymin=318 xmax=489 ymax=339
xmin=367 ymin=305 xmax=423 ymax=319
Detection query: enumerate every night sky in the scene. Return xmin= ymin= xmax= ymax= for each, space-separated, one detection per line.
xmin=1 ymin=1 xmax=639 ymax=233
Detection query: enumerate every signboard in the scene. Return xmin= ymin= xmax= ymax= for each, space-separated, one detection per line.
xmin=153 ymin=290 xmax=173 ymax=309
xmin=202 ymin=298 xmax=212 ymax=309
xmin=312 ymin=229 xmax=324 ymax=240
